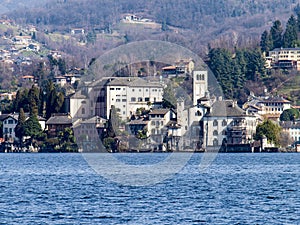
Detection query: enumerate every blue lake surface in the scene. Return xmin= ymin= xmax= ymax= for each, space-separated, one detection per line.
xmin=0 ymin=153 xmax=299 ymax=224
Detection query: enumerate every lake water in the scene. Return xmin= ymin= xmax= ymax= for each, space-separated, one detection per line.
xmin=0 ymin=153 xmax=299 ymax=224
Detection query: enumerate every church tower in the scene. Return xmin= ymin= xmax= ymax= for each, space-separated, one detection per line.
xmin=193 ymin=71 xmax=208 ymax=106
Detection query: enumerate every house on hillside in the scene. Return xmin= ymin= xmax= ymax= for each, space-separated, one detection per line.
xmin=71 ymin=28 xmax=85 ymax=35
xmin=243 ymin=95 xmax=291 ymax=121
xmin=268 ymin=47 xmax=300 ymax=70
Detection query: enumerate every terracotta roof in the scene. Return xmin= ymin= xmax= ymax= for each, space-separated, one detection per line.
xmin=162 ymin=65 xmax=176 ymax=70
xmin=22 ymin=75 xmax=34 ymax=79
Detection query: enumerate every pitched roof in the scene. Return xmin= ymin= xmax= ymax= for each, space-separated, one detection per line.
xmin=127 ymin=119 xmax=149 ymax=125
xmin=149 ymin=109 xmax=170 ymax=115
xmin=73 ymin=116 xmax=106 ymax=128
xmin=259 ymin=96 xmax=291 ymax=104
xmin=108 ymin=77 xmax=163 ymax=88
xmin=206 ymin=100 xmax=247 ymax=117
xmin=280 ymin=121 xmax=300 ymax=129
xmin=46 ymin=114 xmax=73 ymax=125
xmin=272 ymin=47 xmax=300 ymax=51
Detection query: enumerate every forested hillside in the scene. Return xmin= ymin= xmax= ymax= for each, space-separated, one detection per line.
xmin=6 ymin=0 xmax=299 ymax=50
xmin=0 ymin=0 xmax=46 ymax=13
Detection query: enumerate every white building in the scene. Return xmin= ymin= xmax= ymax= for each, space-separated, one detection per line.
xmin=2 ymin=113 xmax=46 ymax=141
xmin=148 ymin=108 xmax=174 ymax=150
xmin=97 ymin=77 xmax=164 ymax=121
xmin=243 ymin=95 xmax=291 ymax=121
xmin=280 ymin=121 xmax=300 ymax=143
xmin=268 ymin=47 xmax=300 ymax=70
xmin=202 ymin=100 xmax=257 ymax=150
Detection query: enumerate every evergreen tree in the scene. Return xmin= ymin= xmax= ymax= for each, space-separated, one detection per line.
xmin=244 ymin=48 xmax=266 ymax=81
xmin=280 ymin=108 xmax=300 ymax=121
xmin=33 ymin=62 xmax=46 ymax=86
xmin=106 ymin=105 xmax=121 ymax=138
xmin=208 ymin=48 xmax=234 ymax=98
xmin=282 ymin=15 xmax=298 ymax=48
xmin=23 ymin=114 xmax=42 ymax=138
xmin=45 ymin=81 xmax=64 ymax=119
xmin=270 ymin=20 xmax=283 ymax=49
xmin=13 ymin=89 xmax=29 ymax=112
xmin=260 ymin=30 xmax=273 ymax=53
xmin=162 ymin=82 xmax=177 ymax=109
xmin=58 ymin=58 xmax=67 ymax=75
xmin=15 ymin=108 xmax=26 ymax=143
xmin=28 ymin=85 xmax=40 ymax=115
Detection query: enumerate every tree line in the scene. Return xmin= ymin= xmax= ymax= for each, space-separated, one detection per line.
xmin=208 ymin=47 xmax=266 ymax=103
xmin=260 ymin=13 xmax=300 ymax=53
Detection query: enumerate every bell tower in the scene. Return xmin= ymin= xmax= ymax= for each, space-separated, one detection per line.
xmin=193 ymin=71 xmax=208 ymax=106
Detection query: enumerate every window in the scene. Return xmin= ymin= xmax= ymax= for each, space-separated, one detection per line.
xmin=213 ymin=130 xmax=218 ymax=136
xmin=116 ymin=88 xmax=121 ymax=90
xmin=213 ymin=138 xmax=218 ymax=146
xmin=8 ymin=119 xmax=14 ymax=124
xmin=151 ymin=121 xmax=155 ymax=125
xmin=195 ymin=111 xmax=201 ymax=116
xmin=110 ymin=88 xmax=115 ymax=90
xmin=116 ymin=99 xmax=121 ymax=102
xmin=145 ymin=97 xmax=150 ymax=102
xmin=196 ymin=74 xmax=200 ymax=80
xmin=146 ymin=89 xmax=148 ymax=92
xmin=213 ymin=120 xmax=218 ymax=126
xmin=132 ymin=89 xmax=135 ymax=92
xmin=122 ymin=99 xmax=127 ymax=102
xmin=151 ymin=129 xmax=155 ymax=134
xmin=222 ymin=120 xmax=227 ymax=126
xmin=82 ymin=108 xmax=85 ymax=114
xmin=131 ymin=97 xmax=136 ymax=102
xmin=138 ymin=97 xmax=143 ymax=102
xmin=139 ymin=89 xmax=141 ymax=92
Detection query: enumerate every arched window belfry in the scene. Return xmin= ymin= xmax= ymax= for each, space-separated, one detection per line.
xmin=213 ymin=120 xmax=218 ymax=126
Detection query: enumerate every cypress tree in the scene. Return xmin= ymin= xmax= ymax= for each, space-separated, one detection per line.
xmin=15 ymin=108 xmax=26 ymax=143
